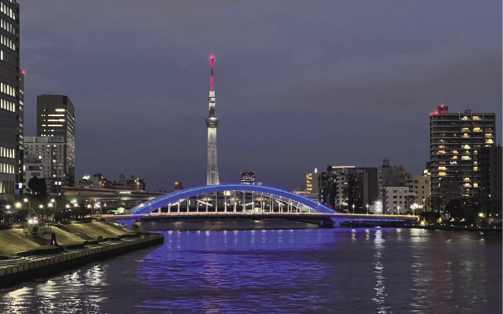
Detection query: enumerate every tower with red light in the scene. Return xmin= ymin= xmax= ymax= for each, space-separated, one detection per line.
xmin=206 ymin=55 xmax=220 ymax=185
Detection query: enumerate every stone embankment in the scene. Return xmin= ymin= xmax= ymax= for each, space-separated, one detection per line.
xmin=0 ymin=232 xmax=163 ymax=286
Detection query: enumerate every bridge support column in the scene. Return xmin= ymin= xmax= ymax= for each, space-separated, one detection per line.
xmin=196 ymin=194 xmax=199 ymax=213
xmin=252 ymin=192 xmax=255 ymax=213
xmin=177 ymin=201 xmax=180 ymax=213
xmin=233 ymin=191 xmax=237 ymax=213
xmin=187 ymin=198 xmax=189 ymax=213
xmin=242 ymin=191 xmax=245 ymax=213
xmin=224 ymin=192 xmax=227 ymax=213
xmin=158 ymin=208 xmax=161 ymax=214
xmin=206 ymin=193 xmax=208 ymax=213
xmin=168 ymin=203 xmax=171 ymax=214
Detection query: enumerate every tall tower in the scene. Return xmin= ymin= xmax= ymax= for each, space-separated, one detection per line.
xmin=206 ymin=55 xmax=220 ymax=185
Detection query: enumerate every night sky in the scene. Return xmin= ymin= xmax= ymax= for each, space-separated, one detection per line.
xmin=20 ymin=0 xmax=502 ymax=191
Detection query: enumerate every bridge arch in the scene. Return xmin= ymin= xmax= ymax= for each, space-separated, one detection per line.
xmin=130 ymin=184 xmax=334 ymax=215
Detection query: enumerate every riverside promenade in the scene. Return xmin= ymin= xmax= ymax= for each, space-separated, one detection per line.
xmin=0 ymin=229 xmax=163 ymax=287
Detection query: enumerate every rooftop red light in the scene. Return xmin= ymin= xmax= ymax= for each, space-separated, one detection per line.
xmin=21 ymin=70 xmax=26 ymax=75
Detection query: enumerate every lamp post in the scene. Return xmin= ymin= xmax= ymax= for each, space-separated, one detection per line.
xmin=352 ymin=204 xmax=355 ymax=214
xmin=24 ymin=198 xmax=30 ymax=210
xmin=397 ymin=206 xmax=400 ymax=215
xmin=15 ymin=202 xmax=21 ymax=209
xmin=39 ymin=204 xmax=44 ymax=220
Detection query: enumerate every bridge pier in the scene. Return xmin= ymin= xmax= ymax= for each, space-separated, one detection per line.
xmin=233 ymin=191 xmax=237 ymax=213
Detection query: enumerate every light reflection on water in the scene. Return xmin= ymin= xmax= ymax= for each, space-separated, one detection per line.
xmin=0 ymin=227 xmax=501 ymax=313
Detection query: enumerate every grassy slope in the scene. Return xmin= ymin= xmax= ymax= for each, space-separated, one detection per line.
xmin=0 ymin=229 xmax=40 ymax=256
xmin=52 ymin=228 xmax=85 ymax=245
xmin=65 ymin=221 xmax=127 ymax=239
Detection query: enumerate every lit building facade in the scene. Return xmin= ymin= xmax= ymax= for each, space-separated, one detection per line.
xmin=430 ymin=105 xmax=496 ymax=205
xmin=384 ymin=186 xmax=415 ymax=214
xmin=23 ymin=136 xmax=66 ymax=195
xmin=37 ymin=95 xmax=76 ymax=186
xmin=206 ymin=56 xmax=219 ymax=185
xmin=305 ymin=168 xmax=320 ymax=200
xmin=240 ymin=171 xmax=255 ymax=185
xmin=322 ymin=166 xmax=378 ymax=213
xmin=0 ymin=0 xmax=21 ymax=197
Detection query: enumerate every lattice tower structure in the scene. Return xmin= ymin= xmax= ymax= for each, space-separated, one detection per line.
xmin=206 ymin=55 xmax=219 ymax=185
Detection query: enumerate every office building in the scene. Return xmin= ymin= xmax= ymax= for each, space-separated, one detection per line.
xmin=0 ymin=0 xmax=21 ymax=197
xmin=322 ymin=166 xmax=378 ymax=213
xmin=479 ymin=145 xmax=502 ymax=217
xmin=430 ymin=105 xmax=496 ymax=206
xmin=37 ymin=94 xmax=75 ymax=186
xmin=23 ymin=136 xmax=65 ymax=195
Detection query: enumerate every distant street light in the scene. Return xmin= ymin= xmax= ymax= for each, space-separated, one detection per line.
xmin=366 ymin=204 xmax=369 ymax=215
xmin=15 ymin=202 xmax=21 ymax=209
xmin=352 ymin=204 xmax=355 ymax=214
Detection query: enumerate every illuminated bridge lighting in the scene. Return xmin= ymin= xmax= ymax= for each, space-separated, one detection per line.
xmin=130 ymin=184 xmax=335 ymax=216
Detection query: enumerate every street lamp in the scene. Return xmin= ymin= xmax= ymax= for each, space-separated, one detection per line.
xmin=39 ymin=204 xmax=45 ymax=219
xmin=397 ymin=206 xmax=400 ymax=215
xmin=366 ymin=204 xmax=369 ymax=215
xmin=352 ymin=204 xmax=355 ymax=214
xmin=24 ymin=198 xmax=30 ymax=210
xmin=15 ymin=202 xmax=21 ymax=209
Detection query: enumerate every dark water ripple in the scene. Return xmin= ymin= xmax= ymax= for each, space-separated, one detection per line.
xmin=0 ymin=227 xmax=501 ymax=313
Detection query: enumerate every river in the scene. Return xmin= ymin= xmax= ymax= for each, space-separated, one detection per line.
xmin=0 ymin=227 xmax=501 ymax=313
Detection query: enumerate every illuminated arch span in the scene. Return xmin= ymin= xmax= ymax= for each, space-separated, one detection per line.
xmin=131 ymin=184 xmax=334 ymax=215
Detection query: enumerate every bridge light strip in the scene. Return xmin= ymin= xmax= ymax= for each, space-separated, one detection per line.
xmin=131 ymin=184 xmax=335 ymax=215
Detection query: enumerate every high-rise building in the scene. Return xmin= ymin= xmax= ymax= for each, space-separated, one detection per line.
xmin=479 ymin=145 xmax=502 ymax=217
xmin=429 ymin=105 xmax=496 ymax=206
xmin=36 ymin=95 xmax=75 ymax=186
xmin=0 ymin=0 xmax=21 ymax=197
xmin=206 ymin=56 xmax=219 ymax=185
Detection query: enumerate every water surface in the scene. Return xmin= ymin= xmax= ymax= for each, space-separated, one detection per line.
xmin=0 ymin=228 xmax=501 ymax=313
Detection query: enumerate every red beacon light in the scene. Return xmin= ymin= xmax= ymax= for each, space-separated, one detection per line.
xmin=21 ymin=70 xmax=26 ymax=75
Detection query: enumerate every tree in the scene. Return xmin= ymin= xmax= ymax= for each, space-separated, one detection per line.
xmin=28 ymin=176 xmax=47 ymax=199
xmin=444 ymin=198 xmax=464 ymax=218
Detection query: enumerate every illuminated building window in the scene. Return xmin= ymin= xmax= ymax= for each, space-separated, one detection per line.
xmin=485 ymin=133 xmax=493 ymax=138
xmin=462 ymin=133 xmax=470 ymax=138
xmin=438 ymin=167 xmax=447 ymax=171
xmin=473 ymin=167 xmax=478 ymax=171
xmin=439 ymin=172 xmax=447 ymax=176
xmin=474 ymin=183 xmax=478 ymax=188
xmin=461 ymin=128 xmax=470 ymax=132
xmin=461 ymin=156 xmax=471 ymax=160
xmin=452 ymin=150 xmax=459 ymax=154
xmin=473 ymin=127 xmax=482 ymax=132
xmin=462 ymin=145 xmax=471 ymax=149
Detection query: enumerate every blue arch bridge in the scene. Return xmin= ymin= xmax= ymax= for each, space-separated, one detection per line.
xmin=107 ymin=184 xmax=418 ymax=228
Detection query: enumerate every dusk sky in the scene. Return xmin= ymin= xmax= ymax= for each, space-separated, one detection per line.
xmin=20 ymin=0 xmax=502 ymax=191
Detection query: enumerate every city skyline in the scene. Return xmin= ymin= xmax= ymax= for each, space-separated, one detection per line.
xmin=20 ymin=0 xmax=501 ymax=191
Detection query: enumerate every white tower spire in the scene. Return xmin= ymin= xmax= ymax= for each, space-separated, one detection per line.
xmin=206 ymin=55 xmax=220 ymax=185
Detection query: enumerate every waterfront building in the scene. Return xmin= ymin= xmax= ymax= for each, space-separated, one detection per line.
xmin=206 ymin=55 xmax=219 ymax=185
xmin=429 ymin=105 xmax=496 ymax=206
xmin=175 ymin=181 xmax=183 ymax=191
xmin=37 ymin=94 xmax=76 ymax=186
xmin=23 ymin=136 xmax=66 ymax=195
xmin=240 ymin=171 xmax=255 ymax=184
xmin=384 ymin=186 xmax=415 ymax=214
xmin=479 ymin=144 xmax=502 ymax=217
xmin=0 ymin=0 xmax=21 ymax=197
xmin=322 ymin=166 xmax=378 ymax=213
xmin=406 ymin=175 xmax=431 ymax=207
xmin=378 ymin=159 xmax=412 ymax=202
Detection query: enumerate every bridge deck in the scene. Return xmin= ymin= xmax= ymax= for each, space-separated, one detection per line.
xmin=103 ymin=212 xmax=418 ymax=221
